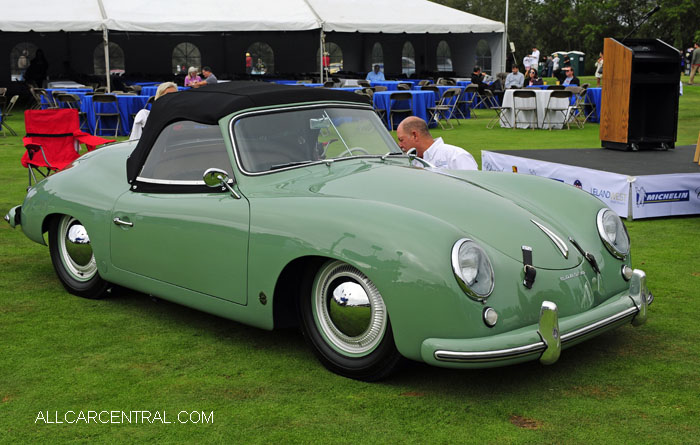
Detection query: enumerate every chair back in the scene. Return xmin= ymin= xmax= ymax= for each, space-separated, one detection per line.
xmin=397 ymin=83 xmax=412 ymax=90
xmin=0 ymin=87 xmax=6 ymax=96
xmin=374 ymin=85 xmax=388 ymax=92
xmin=465 ymin=84 xmax=479 ymax=93
xmin=546 ymin=90 xmax=573 ymax=110
xmin=547 ymin=85 xmax=565 ymax=90
xmin=418 ymin=80 xmax=431 ymax=86
xmin=357 ymin=80 xmax=370 ymax=88
xmin=4 ymin=95 xmax=19 ymax=116
xmin=56 ymin=93 xmax=81 ymax=108
xmin=21 ymin=109 xmax=83 ymax=170
xmin=93 ymin=94 xmax=119 ymax=105
xmin=389 ymin=92 xmax=413 ymax=111
xmin=323 ymin=80 xmax=335 ymax=88
xmin=513 ymin=90 xmax=537 ymax=108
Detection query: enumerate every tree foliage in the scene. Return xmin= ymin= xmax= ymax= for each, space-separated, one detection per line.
xmin=432 ymin=0 xmax=700 ymax=73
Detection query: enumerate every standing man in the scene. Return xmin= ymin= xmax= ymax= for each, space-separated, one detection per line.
xmin=245 ymin=53 xmax=253 ymax=74
xmin=366 ymin=64 xmax=385 ymax=82
xmin=191 ymin=66 xmax=218 ymax=88
xmin=505 ymin=64 xmax=525 ymax=89
xmin=396 ymin=116 xmax=478 ymax=170
xmin=689 ymin=43 xmax=700 ymax=85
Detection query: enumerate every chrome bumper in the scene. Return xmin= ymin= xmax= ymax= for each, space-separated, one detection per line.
xmin=433 ymin=269 xmax=651 ymax=365
xmin=4 ymin=205 xmax=21 ymax=228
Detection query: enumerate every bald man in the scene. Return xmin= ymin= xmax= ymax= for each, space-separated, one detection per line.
xmin=395 ymin=117 xmax=478 ymax=170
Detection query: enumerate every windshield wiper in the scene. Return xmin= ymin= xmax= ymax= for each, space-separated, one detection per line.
xmin=269 ymin=161 xmax=313 ymax=170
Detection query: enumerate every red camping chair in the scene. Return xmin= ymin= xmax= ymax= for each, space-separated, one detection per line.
xmin=22 ymin=108 xmax=115 ymax=186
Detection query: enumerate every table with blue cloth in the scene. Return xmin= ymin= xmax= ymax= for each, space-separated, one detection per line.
xmin=372 ymin=90 xmax=436 ymax=129
xmin=585 ymin=87 xmax=601 ymax=123
xmin=412 ymin=85 xmax=470 ymax=119
xmin=369 ymin=80 xmax=408 ymax=91
xmin=140 ymin=85 xmax=189 ymax=97
xmin=525 ymin=85 xmax=549 ymax=89
xmin=80 ymin=94 xmax=151 ymax=136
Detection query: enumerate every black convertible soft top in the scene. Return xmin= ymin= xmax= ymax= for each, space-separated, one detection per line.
xmin=126 ymin=81 xmax=370 ymax=184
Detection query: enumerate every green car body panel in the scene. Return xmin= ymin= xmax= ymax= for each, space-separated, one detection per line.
xmin=10 ymin=100 xmax=648 ymax=369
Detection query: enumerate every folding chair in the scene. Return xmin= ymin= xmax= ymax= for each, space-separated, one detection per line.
xmin=460 ymin=84 xmax=481 ymax=118
xmin=93 ymin=94 xmax=121 ymax=137
xmin=483 ymin=90 xmax=512 ymax=129
xmin=357 ymin=80 xmax=370 ymax=88
xmin=388 ymin=92 xmax=413 ymax=129
xmin=0 ymin=87 xmax=6 ymax=96
xmin=427 ymin=88 xmax=458 ymax=130
xmin=56 ymin=93 xmax=89 ymax=132
xmin=565 ymin=87 xmax=587 ymax=129
xmin=0 ymin=95 xmax=19 ymax=136
xmin=543 ymin=90 xmax=574 ymax=130
xmin=547 ymin=85 xmax=566 ymax=90
xmin=362 ymin=89 xmax=386 ymax=123
xmin=417 ymin=80 xmax=431 ymax=86
xmin=21 ymin=109 xmax=115 ymax=186
xmin=397 ymin=83 xmax=412 ymax=90
xmin=512 ymin=90 xmax=539 ymax=130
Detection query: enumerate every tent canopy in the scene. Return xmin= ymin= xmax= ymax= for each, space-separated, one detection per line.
xmin=0 ymin=0 xmax=504 ymax=34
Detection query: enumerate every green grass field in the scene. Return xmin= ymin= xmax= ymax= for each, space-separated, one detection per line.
xmin=1 ymin=81 xmax=699 ymax=443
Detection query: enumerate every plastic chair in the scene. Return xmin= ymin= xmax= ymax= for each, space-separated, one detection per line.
xmin=93 ymin=94 xmax=121 ymax=136
xmin=543 ymin=90 xmax=574 ymax=130
xmin=512 ymin=90 xmax=538 ymax=130
xmin=21 ymin=109 xmax=115 ymax=186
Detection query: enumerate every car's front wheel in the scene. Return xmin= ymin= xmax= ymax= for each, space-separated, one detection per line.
xmin=300 ymin=260 xmax=403 ymax=381
xmin=49 ymin=215 xmax=109 ymax=299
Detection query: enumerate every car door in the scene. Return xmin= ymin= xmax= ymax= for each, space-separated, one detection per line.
xmin=110 ymin=121 xmax=249 ymax=305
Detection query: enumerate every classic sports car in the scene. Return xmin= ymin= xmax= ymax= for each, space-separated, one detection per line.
xmin=5 ymin=82 xmax=652 ymax=381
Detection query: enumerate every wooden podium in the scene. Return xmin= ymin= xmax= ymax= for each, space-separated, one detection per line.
xmin=599 ymin=38 xmax=681 ymax=151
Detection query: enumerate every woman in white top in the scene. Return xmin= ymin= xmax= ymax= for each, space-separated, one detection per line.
xmin=129 ymin=82 xmax=178 ymax=140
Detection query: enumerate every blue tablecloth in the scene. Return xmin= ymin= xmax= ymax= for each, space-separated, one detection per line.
xmin=140 ymin=85 xmax=189 ymax=97
xmin=81 ymin=95 xmax=150 ymax=136
xmin=370 ymin=80 xmax=407 ymax=91
xmin=586 ymin=87 xmax=601 ymax=123
xmin=373 ymin=90 xmax=436 ymax=129
xmin=412 ymin=85 xmax=470 ymax=119
xmin=525 ymin=85 xmax=549 ymax=89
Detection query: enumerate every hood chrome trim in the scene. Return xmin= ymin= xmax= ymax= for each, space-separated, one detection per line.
xmin=531 ymin=220 xmax=569 ymax=259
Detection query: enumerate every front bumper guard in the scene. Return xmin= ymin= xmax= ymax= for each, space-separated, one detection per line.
xmin=433 ymin=269 xmax=651 ymax=366
xmin=4 ymin=205 xmax=21 ymax=228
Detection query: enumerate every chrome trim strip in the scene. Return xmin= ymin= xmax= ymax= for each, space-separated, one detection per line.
xmin=596 ymin=208 xmax=629 ymax=260
xmin=135 ymin=177 xmax=205 ymax=185
xmin=434 ymin=303 xmax=639 ymax=363
xmin=531 ymin=220 xmax=569 ymax=259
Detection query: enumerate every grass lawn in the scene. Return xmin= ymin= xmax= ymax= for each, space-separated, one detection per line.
xmin=1 ymin=83 xmax=699 ymax=443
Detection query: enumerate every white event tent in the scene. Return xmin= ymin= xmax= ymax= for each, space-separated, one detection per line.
xmin=1 ymin=0 xmax=505 ymax=88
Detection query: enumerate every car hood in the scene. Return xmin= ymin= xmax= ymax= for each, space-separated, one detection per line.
xmin=274 ymin=161 xmax=585 ymax=270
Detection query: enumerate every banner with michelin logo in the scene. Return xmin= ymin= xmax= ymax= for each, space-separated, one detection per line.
xmin=481 ymin=151 xmax=700 ymax=219
xmin=632 ymin=174 xmax=700 ymax=218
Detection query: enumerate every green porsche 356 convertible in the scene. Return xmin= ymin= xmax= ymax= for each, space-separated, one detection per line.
xmin=5 ymin=82 xmax=652 ymax=381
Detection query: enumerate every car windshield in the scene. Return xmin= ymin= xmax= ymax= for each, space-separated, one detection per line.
xmin=232 ymin=106 xmax=401 ymax=173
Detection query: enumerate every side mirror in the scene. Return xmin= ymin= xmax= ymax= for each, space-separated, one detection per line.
xmin=202 ymin=168 xmax=241 ymax=199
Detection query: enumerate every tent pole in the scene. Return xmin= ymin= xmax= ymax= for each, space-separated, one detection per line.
xmin=320 ymin=30 xmax=325 ymax=83
xmin=103 ymin=27 xmax=111 ymax=93
xmin=503 ymin=0 xmax=509 ymax=73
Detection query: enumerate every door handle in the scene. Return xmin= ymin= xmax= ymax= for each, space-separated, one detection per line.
xmin=113 ymin=217 xmax=133 ymax=227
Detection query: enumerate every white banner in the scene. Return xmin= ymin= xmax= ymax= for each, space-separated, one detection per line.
xmin=482 ymin=151 xmax=632 ymax=217
xmin=631 ymin=174 xmax=700 ymax=218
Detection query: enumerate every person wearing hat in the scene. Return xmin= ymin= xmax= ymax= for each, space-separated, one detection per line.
xmin=184 ymin=66 xmax=201 ymax=87
xmin=245 ymin=52 xmax=253 ymax=74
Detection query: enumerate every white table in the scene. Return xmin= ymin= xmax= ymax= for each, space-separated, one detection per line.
xmin=500 ymin=89 xmax=573 ymax=129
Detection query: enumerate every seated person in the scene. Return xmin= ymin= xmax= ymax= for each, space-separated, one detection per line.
xmin=526 ymin=68 xmax=544 ymax=86
xmin=471 ymin=66 xmax=490 ymax=95
xmin=191 ymin=66 xmax=218 ymax=88
xmin=504 ymin=64 xmax=525 ymax=89
xmin=184 ymin=67 xmax=201 ymax=87
xmin=396 ymin=116 xmax=478 ymax=170
xmin=366 ymin=64 xmax=385 ymax=82
xmin=561 ymin=67 xmax=580 ymax=86
xmin=129 ymin=82 xmax=178 ymax=140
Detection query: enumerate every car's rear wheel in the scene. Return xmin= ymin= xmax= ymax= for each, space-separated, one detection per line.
xmin=300 ymin=260 xmax=403 ymax=381
xmin=49 ymin=215 xmax=109 ymax=299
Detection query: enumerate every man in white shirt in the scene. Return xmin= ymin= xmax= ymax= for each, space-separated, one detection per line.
xmin=531 ymin=47 xmax=541 ymax=72
xmin=396 ymin=116 xmax=478 ymax=170
xmin=504 ymin=64 xmax=524 ymax=89
xmin=366 ymin=64 xmax=385 ymax=82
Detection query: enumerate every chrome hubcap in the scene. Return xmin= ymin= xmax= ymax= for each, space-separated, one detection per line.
xmin=58 ymin=216 xmax=97 ymax=282
xmin=314 ymin=261 xmax=387 ymax=355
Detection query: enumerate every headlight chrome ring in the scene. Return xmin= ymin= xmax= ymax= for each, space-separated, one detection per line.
xmin=451 ymin=238 xmax=495 ymax=302
xmin=596 ymin=208 xmax=630 ymax=260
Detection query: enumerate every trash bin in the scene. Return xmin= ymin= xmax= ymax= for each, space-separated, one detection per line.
xmin=567 ymin=51 xmax=585 ymax=75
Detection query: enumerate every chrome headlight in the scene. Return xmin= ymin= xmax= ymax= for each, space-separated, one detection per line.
xmin=596 ymin=209 xmax=630 ymax=259
xmin=451 ymin=238 xmax=494 ymax=301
